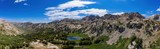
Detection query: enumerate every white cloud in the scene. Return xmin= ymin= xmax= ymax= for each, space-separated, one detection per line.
xmin=77 ymin=8 xmax=108 ymax=16
xmin=141 ymin=14 xmax=153 ymax=18
xmin=15 ymin=0 xmax=28 ymax=6
xmin=142 ymin=14 xmax=147 ymax=17
xmin=157 ymin=7 xmax=160 ymax=11
xmin=23 ymin=3 xmax=28 ymax=5
xmin=45 ymin=8 xmax=108 ymax=20
xmin=46 ymin=0 xmax=96 ymax=10
xmin=58 ymin=0 xmax=96 ymax=9
xmin=112 ymin=12 xmax=124 ymax=15
xmin=14 ymin=0 xmax=26 ymax=3
xmin=45 ymin=0 xmax=108 ymax=21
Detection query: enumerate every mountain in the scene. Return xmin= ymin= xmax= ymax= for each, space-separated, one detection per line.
xmin=15 ymin=12 xmax=147 ymax=35
xmin=0 ymin=19 xmax=23 ymax=35
xmin=149 ymin=14 xmax=160 ymax=21
xmin=14 ymin=12 xmax=160 ymax=49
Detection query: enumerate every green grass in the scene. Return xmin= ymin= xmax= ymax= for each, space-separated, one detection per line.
xmin=115 ymin=37 xmax=131 ymax=49
xmin=96 ymin=36 xmax=110 ymax=42
xmin=150 ymin=38 xmax=160 ymax=49
xmin=87 ymin=43 xmax=112 ymax=49
xmin=68 ymin=33 xmax=88 ymax=38
xmin=84 ymin=36 xmax=132 ymax=49
xmin=71 ymin=35 xmax=132 ymax=49
xmin=0 ymin=35 xmax=29 ymax=49
xmin=0 ymin=35 xmax=26 ymax=45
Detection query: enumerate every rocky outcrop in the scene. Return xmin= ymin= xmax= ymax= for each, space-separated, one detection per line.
xmin=149 ymin=14 xmax=160 ymax=21
xmin=0 ymin=19 xmax=23 ymax=35
xmin=30 ymin=40 xmax=59 ymax=49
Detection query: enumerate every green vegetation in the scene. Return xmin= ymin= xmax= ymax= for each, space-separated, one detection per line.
xmin=0 ymin=27 xmax=143 ymax=49
xmin=86 ymin=36 xmax=110 ymax=49
xmin=0 ymin=24 xmax=5 ymax=32
xmin=85 ymin=36 xmax=142 ymax=49
xmin=86 ymin=36 xmax=130 ymax=49
xmin=0 ymin=35 xmax=29 ymax=49
xmin=0 ymin=30 xmax=143 ymax=49
xmin=150 ymin=38 xmax=160 ymax=49
xmin=68 ymin=33 xmax=88 ymax=38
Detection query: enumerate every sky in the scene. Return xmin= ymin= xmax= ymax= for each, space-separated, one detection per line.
xmin=0 ymin=0 xmax=160 ymax=23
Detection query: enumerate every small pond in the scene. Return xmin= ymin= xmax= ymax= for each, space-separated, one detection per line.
xmin=67 ymin=36 xmax=81 ymax=41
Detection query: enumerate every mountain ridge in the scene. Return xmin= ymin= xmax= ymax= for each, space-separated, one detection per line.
xmin=13 ymin=12 xmax=160 ymax=49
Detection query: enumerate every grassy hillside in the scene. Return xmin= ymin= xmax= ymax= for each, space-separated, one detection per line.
xmin=0 ymin=35 xmax=29 ymax=49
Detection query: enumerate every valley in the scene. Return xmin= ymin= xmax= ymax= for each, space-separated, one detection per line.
xmin=0 ymin=12 xmax=160 ymax=49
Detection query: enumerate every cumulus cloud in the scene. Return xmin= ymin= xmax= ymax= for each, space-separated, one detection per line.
xmin=45 ymin=0 xmax=108 ymax=21
xmin=157 ymin=7 xmax=160 ymax=11
xmin=14 ymin=0 xmax=26 ymax=3
xmin=57 ymin=0 xmax=96 ymax=9
xmin=45 ymin=8 xmax=108 ymax=20
xmin=112 ymin=12 xmax=124 ymax=15
xmin=14 ymin=0 xmax=28 ymax=6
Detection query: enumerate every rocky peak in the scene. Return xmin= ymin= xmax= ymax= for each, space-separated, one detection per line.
xmin=82 ymin=12 xmax=145 ymax=21
xmin=102 ymin=14 xmax=119 ymax=20
xmin=120 ymin=12 xmax=145 ymax=20
xmin=60 ymin=18 xmax=76 ymax=22
xmin=82 ymin=15 xmax=100 ymax=21
xmin=149 ymin=14 xmax=160 ymax=20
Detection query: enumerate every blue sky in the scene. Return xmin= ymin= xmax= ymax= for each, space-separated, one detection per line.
xmin=0 ymin=0 xmax=160 ymax=23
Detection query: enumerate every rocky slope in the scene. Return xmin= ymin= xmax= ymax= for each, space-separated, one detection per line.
xmin=149 ymin=14 xmax=160 ymax=21
xmin=0 ymin=19 xmax=23 ymax=35
xmin=14 ymin=12 xmax=160 ymax=49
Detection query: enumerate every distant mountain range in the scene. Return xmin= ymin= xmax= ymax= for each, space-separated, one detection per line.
xmin=1 ymin=12 xmax=160 ymax=49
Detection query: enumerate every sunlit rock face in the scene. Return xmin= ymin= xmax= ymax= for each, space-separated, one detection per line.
xmin=0 ymin=19 xmax=23 ymax=35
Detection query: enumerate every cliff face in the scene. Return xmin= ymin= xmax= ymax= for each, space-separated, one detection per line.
xmin=14 ymin=12 xmax=160 ymax=49
xmin=0 ymin=19 xmax=23 ymax=35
